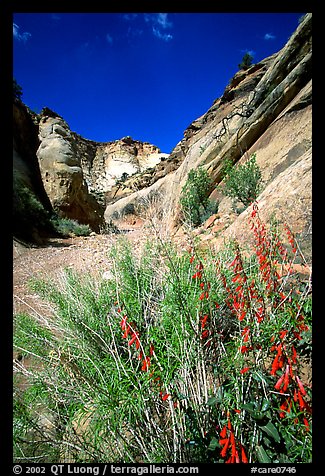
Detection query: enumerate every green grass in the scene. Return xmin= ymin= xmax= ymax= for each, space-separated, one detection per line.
xmin=13 ymin=207 xmax=312 ymax=463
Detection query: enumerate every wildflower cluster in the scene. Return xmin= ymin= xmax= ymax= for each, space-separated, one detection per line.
xmin=117 ymin=306 xmax=170 ymax=402
xmin=219 ymin=416 xmax=248 ymax=463
xmin=187 ymin=201 xmax=311 ymax=463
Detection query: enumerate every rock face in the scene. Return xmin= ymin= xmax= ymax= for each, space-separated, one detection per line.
xmin=104 ymin=13 xmax=312 ymax=262
xmin=13 ymin=100 xmax=55 ymax=242
xmin=36 ymin=109 xmax=168 ymax=231
xmin=36 ymin=108 xmax=105 ymax=232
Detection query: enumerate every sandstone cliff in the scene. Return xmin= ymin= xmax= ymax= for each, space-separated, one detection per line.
xmin=13 ymin=13 xmax=312 ymax=260
xmin=104 ymin=13 xmax=312 ymax=262
xmin=35 ymin=109 xmax=168 ymax=231
xmin=13 ymin=100 xmax=55 ymax=242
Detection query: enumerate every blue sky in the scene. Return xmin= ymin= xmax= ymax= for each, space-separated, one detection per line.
xmin=13 ymin=12 xmax=304 ymax=153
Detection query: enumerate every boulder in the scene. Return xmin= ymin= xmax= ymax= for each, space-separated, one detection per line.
xmin=36 ymin=111 xmax=105 ymax=232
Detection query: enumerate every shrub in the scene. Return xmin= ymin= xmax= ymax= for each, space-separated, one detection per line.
xmin=13 ymin=78 xmax=23 ymax=100
xmin=222 ymin=153 xmax=262 ymax=209
xmin=180 ymin=166 xmax=217 ymax=226
xmin=13 ymin=205 xmax=312 ymax=463
xmin=238 ymin=52 xmax=254 ymax=70
xmin=13 ymin=173 xmax=54 ymax=241
xmin=50 ymin=217 xmax=91 ymax=237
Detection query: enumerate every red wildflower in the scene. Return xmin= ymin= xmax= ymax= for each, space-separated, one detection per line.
xmin=282 ymin=364 xmax=290 ymax=392
xmin=128 ymin=332 xmax=140 ymax=347
xmin=120 ymin=315 xmax=128 ymax=330
xmin=220 ymin=425 xmax=227 ymax=439
xmin=296 ymin=375 xmax=307 ymax=396
xmin=240 ymin=367 xmax=250 ymax=374
xmin=160 ymin=392 xmax=170 ymax=401
xmin=122 ymin=325 xmax=131 ymax=339
xmin=141 ymin=356 xmax=151 ymax=372
xmin=241 ymin=444 xmax=248 ymax=463
xmin=240 ymin=345 xmax=252 ymax=354
xmin=220 ymin=437 xmax=230 ymax=458
xmin=200 ymin=314 xmax=208 ymax=328
xmin=274 ymin=373 xmax=285 ymax=391
xmin=201 ymin=329 xmax=210 ymax=339
xmin=303 ymin=417 xmax=310 ymax=431
xmin=279 ymin=330 xmax=288 ymax=340
xmin=242 ymin=327 xmax=250 ymax=342
xmin=239 ymin=310 xmax=246 ymax=321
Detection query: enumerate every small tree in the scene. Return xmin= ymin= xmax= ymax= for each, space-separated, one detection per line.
xmin=13 ymin=78 xmax=23 ymax=100
xmin=222 ymin=153 xmax=262 ymax=208
xmin=238 ymin=52 xmax=253 ymax=70
xmin=180 ymin=166 xmax=216 ymax=226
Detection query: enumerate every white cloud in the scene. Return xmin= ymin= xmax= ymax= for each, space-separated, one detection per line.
xmin=156 ymin=13 xmax=172 ymax=29
xmin=152 ymin=27 xmax=173 ymax=42
xmin=123 ymin=13 xmax=138 ymax=21
xmin=264 ymin=33 xmax=276 ymax=40
xmin=144 ymin=13 xmax=173 ymax=41
xmin=13 ymin=23 xmax=31 ymax=43
xmin=106 ymin=33 xmax=113 ymax=44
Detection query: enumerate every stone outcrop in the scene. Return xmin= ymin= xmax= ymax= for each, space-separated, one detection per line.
xmin=35 ymin=109 xmax=168 ymax=231
xmin=36 ymin=109 xmax=105 ymax=232
xmin=104 ymin=13 xmax=312 ymax=262
xmin=13 ymin=100 xmax=55 ymax=242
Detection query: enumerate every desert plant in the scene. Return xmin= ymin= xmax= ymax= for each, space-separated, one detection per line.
xmin=13 ymin=78 xmax=23 ymax=100
xmin=13 ymin=172 xmax=55 ymax=241
xmin=13 ymin=204 xmax=311 ymax=463
xmin=238 ymin=52 xmax=254 ymax=70
xmin=222 ymin=153 xmax=262 ymax=209
xmin=50 ymin=216 xmax=91 ymax=237
xmin=180 ymin=166 xmax=217 ymax=226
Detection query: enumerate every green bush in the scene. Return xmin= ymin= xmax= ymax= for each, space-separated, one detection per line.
xmin=13 ymin=173 xmax=54 ymax=241
xmin=238 ymin=52 xmax=254 ymax=70
xmin=222 ymin=153 xmax=262 ymax=208
xmin=180 ymin=166 xmax=217 ymax=226
xmin=13 ymin=78 xmax=23 ymax=100
xmin=50 ymin=217 xmax=91 ymax=237
xmin=13 ymin=207 xmax=312 ymax=463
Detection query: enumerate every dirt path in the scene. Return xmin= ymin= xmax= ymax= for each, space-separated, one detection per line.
xmin=13 ymin=218 xmax=147 ymax=316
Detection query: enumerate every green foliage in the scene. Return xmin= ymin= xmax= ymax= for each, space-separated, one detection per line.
xmin=50 ymin=216 xmax=92 ymax=237
xmin=238 ymin=52 xmax=254 ymax=70
xmin=13 ymin=172 xmax=93 ymax=240
xmin=13 ymin=172 xmax=54 ymax=241
xmin=13 ymin=209 xmax=312 ymax=463
xmin=180 ymin=166 xmax=217 ymax=226
xmin=13 ymin=78 xmax=23 ymax=100
xmin=222 ymin=153 xmax=262 ymax=208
